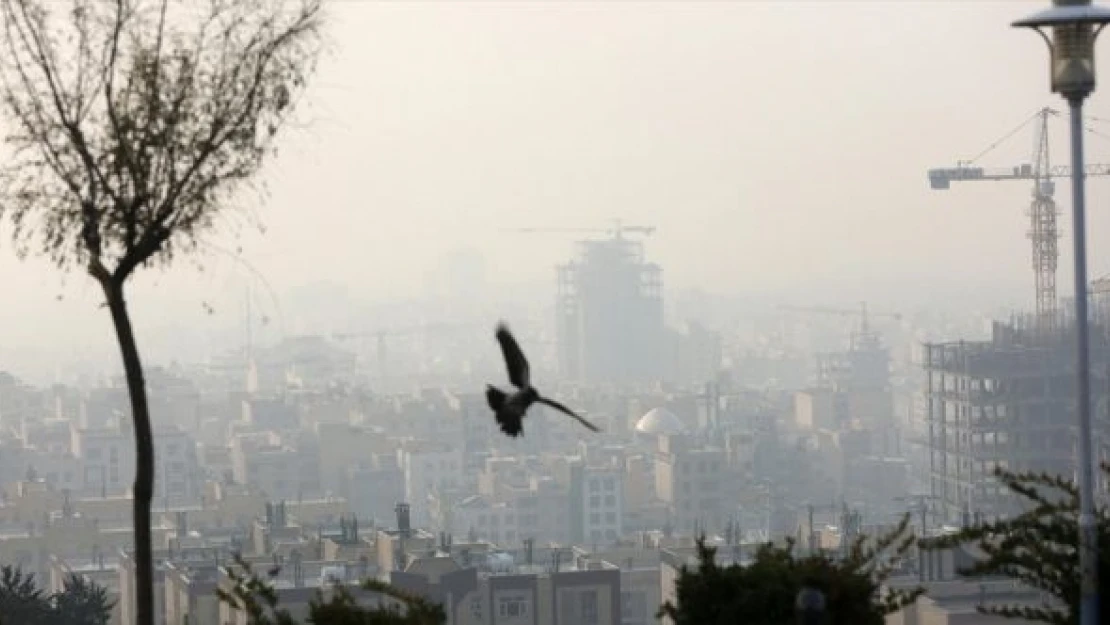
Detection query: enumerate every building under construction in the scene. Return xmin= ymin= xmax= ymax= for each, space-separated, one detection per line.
xmin=922 ymin=296 xmax=1110 ymax=522
xmin=813 ymin=310 xmax=899 ymax=457
xmin=556 ymin=228 xmax=664 ymax=385
xmin=815 ymin=308 xmax=894 ymax=393
xmin=924 ymin=107 xmax=1110 ymax=522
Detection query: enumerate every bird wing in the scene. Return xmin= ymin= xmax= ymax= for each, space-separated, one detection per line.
xmin=538 ymin=397 xmax=600 ymax=433
xmin=496 ymin=322 xmax=530 ymax=388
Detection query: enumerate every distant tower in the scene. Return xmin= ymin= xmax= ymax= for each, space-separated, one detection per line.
xmin=395 ymin=502 xmax=411 ymax=538
xmin=556 ymin=230 xmax=664 ymax=385
xmin=245 ymin=287 xmax=259 ymax=394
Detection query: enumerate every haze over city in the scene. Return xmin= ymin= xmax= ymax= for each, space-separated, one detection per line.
xmin=0 ymin=1 xmax=1104 ymax=381
xmin=0 ymin=1 xmax=1106 ymax=624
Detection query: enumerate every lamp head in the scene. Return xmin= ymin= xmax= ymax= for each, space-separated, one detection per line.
xmin=1014 ymin=1 xmax=1110 ymax=100
xmin=796 ymin=586 xmax=827 ymax=625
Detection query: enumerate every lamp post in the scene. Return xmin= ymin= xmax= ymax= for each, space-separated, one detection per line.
xmin=1014 ymin=3 xmax=1110 ymax=625
xmin=795 ymin=583 xmax=826 ymax=625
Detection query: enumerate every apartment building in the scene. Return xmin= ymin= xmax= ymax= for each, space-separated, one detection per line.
xmin=229 ymin=431 xmax=321 ymax=501
xmin=571 ymin=463 xmax=623 ymax=545
xmin=400 ymin=440 xmax=464 ymax=528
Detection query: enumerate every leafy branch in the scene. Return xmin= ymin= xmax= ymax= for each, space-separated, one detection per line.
xmin=921 ymin=464 xmax=1110 ymax=625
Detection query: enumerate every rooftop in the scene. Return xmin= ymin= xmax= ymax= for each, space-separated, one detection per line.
xmin=635 ymin=408 xmax=687 ymax=436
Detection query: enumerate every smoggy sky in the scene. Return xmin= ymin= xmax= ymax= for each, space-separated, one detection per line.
xmin=1 ymin=0 xmax=1108 ymax=378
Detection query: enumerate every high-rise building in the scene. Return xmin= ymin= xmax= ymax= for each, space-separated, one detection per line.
xmin=921 ymin=304 xmax=1110 ymax=522
xmin=556 ymin=234 xmax=664 ymax=385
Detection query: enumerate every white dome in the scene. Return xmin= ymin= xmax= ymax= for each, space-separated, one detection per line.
xmin=635 ymin=408 xmax=687 ymax=436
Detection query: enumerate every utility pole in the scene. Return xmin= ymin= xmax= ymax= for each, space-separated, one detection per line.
xmin=806 ymin=502 xmax=840 ymax=553
xmin=808 ymin=504 xmax=815 ymax=552
xmin=895 ymin=494 xmax=939 ymax=582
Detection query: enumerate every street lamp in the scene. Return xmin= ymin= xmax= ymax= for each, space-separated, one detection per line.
xmin=795 ymin=583 xmax=827 ymax=625
xmin=1014 ymin=3 xmax=1110 ymax=625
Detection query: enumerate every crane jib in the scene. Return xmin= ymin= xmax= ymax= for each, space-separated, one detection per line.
xmin=928 ymin=164 xmax=1110 ymax=189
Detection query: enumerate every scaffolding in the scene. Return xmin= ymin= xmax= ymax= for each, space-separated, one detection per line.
xmin=556 ymin=234 xmax=664 ymax=385
xmin=922 ymin=303 xmax=1110 ymax=521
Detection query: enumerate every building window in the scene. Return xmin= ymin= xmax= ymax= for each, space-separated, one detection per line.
xmin=605 ymin=512 xmax=616 ymax=524
xmin=498 ymin=594 xmax=531 ymax=619
xmin=605 ymin=495 xmax=616 ymax=506
xmin=84 ymin=466 xmax=101 ymax=484
xmin=470 ymin=597 xmax=482 ymax=620
xmin=622 ymin=591 xmax=648 ymax=625
xmin=581 ymin=590 xmax=599 ymax=625
xmin=604 ymin=478 xmax=615 ymax=491
xmin=590 ymin=513 xmax=600 ymax=525
xmin=589 ymin=479 xmax=600 ymax=493
xmin=590 ymin=495 xmax=601 ymax=507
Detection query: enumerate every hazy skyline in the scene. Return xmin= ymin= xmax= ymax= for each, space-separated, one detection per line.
xmin=0 ymin=0 xmax=1105 ymax=379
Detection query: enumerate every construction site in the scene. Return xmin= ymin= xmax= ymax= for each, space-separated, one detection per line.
xmin=545 ymin=221 xmax=665 ymax=386
xmin=922 ymin=108 xmax=1110 ymax=522
xmin=779 ymin=302 xmax=903 ymax=456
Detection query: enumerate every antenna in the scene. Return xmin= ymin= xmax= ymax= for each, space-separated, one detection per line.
xmin=246 ymin=284 xmax=253 ymax=364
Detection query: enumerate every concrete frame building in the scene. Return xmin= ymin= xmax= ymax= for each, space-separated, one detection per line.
xmin=922 ymin=309 xmax=1110 ymax=522
xmin=556 ymin=233 xmax=664 ymax=386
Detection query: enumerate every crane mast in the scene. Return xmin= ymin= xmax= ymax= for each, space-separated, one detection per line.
xmin=928 ymin=107 xmax=1110 ymax=331
xmin=778 ymin=301 xmax=902 ymax=352
xmin=1029 ymin=108 xmax=1059 ymax=326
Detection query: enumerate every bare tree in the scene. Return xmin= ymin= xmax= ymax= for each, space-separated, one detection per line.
xmin=0 ymin=1 xmax=323 ymax=623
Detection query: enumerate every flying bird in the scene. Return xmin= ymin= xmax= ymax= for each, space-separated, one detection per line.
xmin=486 ymin=322 xmax=600 ymax=437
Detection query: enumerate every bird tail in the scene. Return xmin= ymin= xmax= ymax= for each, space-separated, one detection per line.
xmin=486 ymin=385 xmax=507 ymax=411
xmin=486 ymin=385 xmax=523 ymax=437
xmin=496 ymin=413 xmax=524 ymax=437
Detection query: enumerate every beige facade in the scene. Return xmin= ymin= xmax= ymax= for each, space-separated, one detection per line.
xmin=49 ymin=554 xmax=124 ymax=625
xmin=218 ymin=582 xmax=401 ymax=625
xmin=794 ymin=389 xmax=836 ymax=430
xmin=164 ymin=561 xmax=221 ymax=625
xmin=394 ymin=561 xmax=621 ymax=625
xmin=315 ymin=422 xmax=393 ymax=492
xmin=653 ymin=435 xmax=727 ymax=534
xmin=885 ymin=578 xmax=1053 ymax=625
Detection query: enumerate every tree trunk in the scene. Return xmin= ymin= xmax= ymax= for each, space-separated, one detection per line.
xmin=101 ymin=278 xmax=155 ymax=625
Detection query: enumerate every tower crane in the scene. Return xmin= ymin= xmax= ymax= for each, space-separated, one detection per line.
xmin=778 ymin=301 xmax=901 ymax=351
xmin=505 ymin=218 xmax=655 ymax=239
xmin=927 ymin=107 xmax=1110 ymax=328
xmin=802 ymin=500 xmax=843 ymax=553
